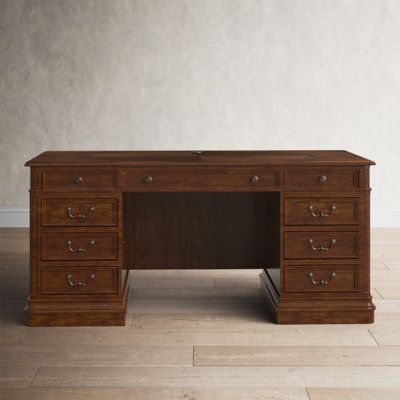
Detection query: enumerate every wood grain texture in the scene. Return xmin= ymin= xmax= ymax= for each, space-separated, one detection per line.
xmin=194 ymin=345 xmax=400 ymax=366
xmin=25 ymin=150 xmax=375 ymax=167
xmin=0 ymin=387 xmax=308 ymax=400
xmin=1 ymin=228 xmax=400 ymax=399
xmin=25 ymin=150 xmax=374 ymax=325
xmin=307 ymin=388 xmax=400 ymax=400
xmin=30 ymin=366 xmax=400 ymax=387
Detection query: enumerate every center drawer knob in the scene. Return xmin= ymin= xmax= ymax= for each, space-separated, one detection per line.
xmin=318 ymin=175 xmax=327 ymax=183
xmin=250 ymin=175 xmax=259 ymax=184
xmin=144 ymin=176 xmax=153 ymax=184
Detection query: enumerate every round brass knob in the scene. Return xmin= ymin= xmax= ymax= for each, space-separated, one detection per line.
xmin=144 ymin=176 xmax=153 ymax=184
xmin=74 ymin=176 xmax=83 ymax=184
xmin=250 ymin=175 xmax=259 ymax=184
xmin=318 ymin=175 xmax=327 ymax=183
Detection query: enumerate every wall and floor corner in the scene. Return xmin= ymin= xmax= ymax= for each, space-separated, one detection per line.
xmin=0 ymin=0 xmax=399 ymax=228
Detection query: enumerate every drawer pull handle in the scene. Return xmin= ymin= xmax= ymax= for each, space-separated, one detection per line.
xmin=67 ymin=206 xmax=95 ymax=220
xmin=66 ymin=240 xmax=95 ymax=253
xmin=74 ymin=176 xmax=83 ymax=184
xmin=144 ymin=176 xmax=153 ymax=184
xmin=309 ymin=205 xmax=336 ymax=218
xmin=317 ymin=175 xmax=327 ymax=183
xmin=309 ymin=238 xmax=336 ymax=251
xmin=67 ymin=273 xmax=95 ymax=287
xmin=250 ymin=175 xmax=259 ymax=184
xmin=308 ymin=271 xmax=336 ymax=286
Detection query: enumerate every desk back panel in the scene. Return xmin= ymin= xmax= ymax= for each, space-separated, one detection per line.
xmin=125 ymin=192 xmax=272 ymax=268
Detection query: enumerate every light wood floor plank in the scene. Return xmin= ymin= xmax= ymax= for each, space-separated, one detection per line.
xmin=31 ymin=365 xmax=400 ymax=387
xmin=131 ymin=286 xmax=262 ymax=299
xmin=369 ymin=327 xmax=400 ymax=345
xmin=372 ymin=271 xmax=400 ymax=288
xmin=1 ymin=228 xmax=400 ymax=398
xmin=373 ymin=299 xmax=400 ymax=313
xmin=307 ymin=387 xmax=400 ymax=400
xmin=0 ymin=365 xmax=38 ymax=388
xmin=132 ymin=278 xmax=214 ymax=289
xmin=0 ymin=345 xmax=193 ymax=366
xmin=0 ymin=229 xmax=29 ymax=253
xmin=128 ymin=298 xmax=267 ymax=313
xmin=0 ymin=387 xmax=308 ymax=400
xmin=194 ymin=345 xmax=400 ymax=366
xmin=375 ymin=288 xmax=400 ymax=299
xmin=0 ymin=325 xmax=377 ymax=346
xmin=371 ymin=228 xmax=400 ymax=244
xmin=131 ymin=269 xmax=263 ymax=279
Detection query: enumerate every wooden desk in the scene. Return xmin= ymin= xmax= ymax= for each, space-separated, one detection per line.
xmin=25 ymin=151 xmax=375 ymax=326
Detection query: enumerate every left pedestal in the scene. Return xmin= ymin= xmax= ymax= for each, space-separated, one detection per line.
xmin=27 ymin=169 xmax=128 ymax=326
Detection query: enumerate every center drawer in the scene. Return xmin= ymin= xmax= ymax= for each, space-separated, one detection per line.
xmin=285 ymin=231 xmax=359 ymax=259
xmin=123 ymin=168 xmax=279 ymax=191
xmin=41 ymin=233 xmax=118 ymax=261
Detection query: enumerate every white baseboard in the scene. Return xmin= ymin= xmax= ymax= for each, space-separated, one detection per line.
xmin=371 ymin=209 xmax=400 ymax=228
xmin=0 ymin=207 xmax=30 ymax=228
xmin=0 ymin=206 xmax=399 ymax=228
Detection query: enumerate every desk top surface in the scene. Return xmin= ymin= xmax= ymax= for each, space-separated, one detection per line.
xmin=26 ymin=150 xmax=374 ymax=167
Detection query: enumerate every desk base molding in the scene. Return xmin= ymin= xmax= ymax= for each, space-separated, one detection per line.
xmin=260 ymin=270 xmax=375 ymax=324
xmin=25 ymin=282 xmax=130 ymax=327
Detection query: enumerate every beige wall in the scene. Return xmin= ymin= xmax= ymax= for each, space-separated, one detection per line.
xmin=1 ymin=1 xmax=399 ymax=220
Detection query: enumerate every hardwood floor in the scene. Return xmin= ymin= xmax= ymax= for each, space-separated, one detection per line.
xmin=1 ymin=228 xmax=400 ymax=400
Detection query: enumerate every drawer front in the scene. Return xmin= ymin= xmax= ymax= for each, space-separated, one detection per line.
xmin=284 ymin=266 xmax=358 ymax=292
xmin=42 ymin=267 xmax=118 ymax=294
xmin=285 ymin=232 xmax=358 ymax=259
xmin=41 ymin=233 xmax=118 ymax=260
xmin=43 ymin=171 xmax=117 ymax=190
xmin=284 ymin=198 xmax=358 ymax=225
xmin=42 ymin=199 xmax=118 ymax=227
xmin=285 ymin=169 xmax=358 ymax=190
xmin=124 ymin=169 xmax=279 ymax=191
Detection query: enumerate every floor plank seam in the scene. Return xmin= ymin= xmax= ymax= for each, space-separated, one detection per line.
xmin=368 ymin=329 xmax=380 ymax=346
xmin=28 ymin=366 xmax=40 ymax=388
xmin=374 ymin=288 xmax=385 ymax=299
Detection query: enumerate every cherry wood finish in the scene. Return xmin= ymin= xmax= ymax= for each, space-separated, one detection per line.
xmin=25 ymin=150 xmax=375 ymax=326
xmin=42 ymin=267 xmax=119 ymax=294
xmin=41 ymin=198 xmax=118 ymax=227
xmin=41 ymin=232 xmax=118 ymax=261
xmin=284 ymin=266 xmax=358 ymax=292
xmin=284 ymin=168 xmax=359 ymax=190
xmin=284 ymin=231 xmax=359 ymax=259
xmin=284 ymin=198 xmax=359 ymax=225
xmin=43 ymin=170 xmax=117 ymax=190
xmin=125 ymin=192 xmax=267 ymax=268
xmin=123 ymin=167 xmax=279 ymax=191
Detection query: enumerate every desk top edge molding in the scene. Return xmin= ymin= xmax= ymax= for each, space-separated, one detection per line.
xmin=25 ymin=150 xmax=375 ymax=167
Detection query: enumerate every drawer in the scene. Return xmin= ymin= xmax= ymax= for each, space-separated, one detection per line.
xmin=123 ymin=168 xmax=279 ymax=191
xmin=284 ymin=198 xmax=358 ymax=225
xmin=42 ymin=198 xmax=118 ymax=227
xmin=41 ymin=233 xmax=118 ymax=261
xmin=43 ymin=170 xmax=117 ymax=190
xmin=285 ymin=169 xmax=358 ymax=190
xmin=42 ymin=267 xmax=118 ymax=294
xmin=284 ymin=231 xmax=358 ymax=259
xmin=284 ymin=266 xmax=358 ymax=292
